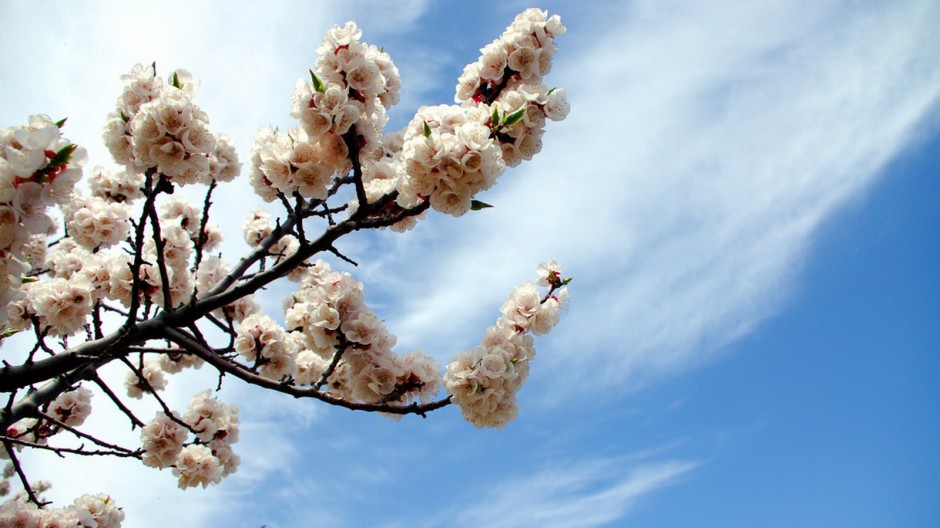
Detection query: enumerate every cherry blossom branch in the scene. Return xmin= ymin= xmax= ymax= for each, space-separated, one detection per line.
xmin=0 ymin=10 xmax=570 ymax=517
xmin=118 ymin=356 xmax=194 ymax=434
xmin=163 ymin=327 xmax=453 ymax=416
xmin=0 ymin=192 xmax=432 ymax=424
xmin=33 ymin=410 xmax=141 ymax=457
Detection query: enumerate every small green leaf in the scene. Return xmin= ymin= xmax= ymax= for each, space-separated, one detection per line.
xmin=171 ymin=71 xmax=182 ymax=89
xmin=20 ymin=275 xmax=38 ymax=284
xmin=491 ymin=106 xmax=500 ymax=126
xmin=547 ymin=87 xmax=556 ymax=96
xmin=423 ymin=120 xmax=431 ymax=138
xmin=55 ymin=117 xmax=68 ymax=128
xmin=49 ymin=144 xmax=77 ymax=168
xmin=503 ymin=107 xmax=526 ymax=127
xmin=562 ymin=277 xmax=573 ymax=286
xmin=470 ymin=200 xmax=493 ymax=211
xmin=1 ymin=328 xmax=19 ymax=338
xmin=309 ymin=69 xmax=325 ymax=92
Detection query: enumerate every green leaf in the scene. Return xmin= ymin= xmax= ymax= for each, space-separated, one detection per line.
xmin=55 ymin=117 xmax=68 ymax=128
xmin=562 ymin=277 xmax=573 ymax=286
xmin=491 ymin=106 xmax=500 ymax=126
xmin=470 ymin=200 xmax=493 ymax=211
xmin=0 ymin=328 xmax=19 ymax=339
xmin=309 ymin=69 xmax=325 ymax=93
xmin=20 ymin=275 xmax=38 ymax=284
xmin=171 ymin=71 xmax=182 ymax=89
xmin=423 ymin=120 xmax=431 ymax=138
xmin=503 ymin=107 xmax=526 ymax=127
xmin=547 ymin=87 xmax=556 ymax=96
xmin=49 ymin=144 xmax=77 ymax=168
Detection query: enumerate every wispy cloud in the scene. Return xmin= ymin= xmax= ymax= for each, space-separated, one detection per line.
xmin=373 ymin=0 xmax=940 ymax=397
xmin=419 ymin=457 xmax=698 ymax=528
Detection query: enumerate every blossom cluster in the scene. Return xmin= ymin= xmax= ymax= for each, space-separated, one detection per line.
xmin=103 ymin=65 xmax=240 ymax=185
xmin=269 ymin=259 xmax=441 ymax=406
xmin=0 ymin=115 xmax=86 ymax=326
xmin=1 ymin=387 xmax=94 ymax=461
xmin=460 ymin=9 xmax=570 ymax=168
xmin=0 ymin=493 xmax=124 ymax=528
xmin=1 ymin=78 xmax=245 ymax=337
xmin=443 ymin=259 xmax=568 ymax=428
xmin=250 ymin=21 xmax=401 ymax=203
xmin=5 ymin=189 xmax=239 ymax=339
xmin=383 ymin=8 xmax=569 ymax=219
xmin=455 ymin=8 xmax=565 ymax=103
xmin=395 ymin=104 xmax=505 ymax=216
xmin=139 ymin=391 xmax=239 ymax=489
xmin=0 ymin=9 xmax=571 ymax=523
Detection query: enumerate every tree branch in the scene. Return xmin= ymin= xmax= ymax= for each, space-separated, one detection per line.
xmin=163 ymin=327 xmax=452 ymax=416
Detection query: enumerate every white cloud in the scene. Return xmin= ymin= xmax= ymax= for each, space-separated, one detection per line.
xmin=423 ymin=457 xmax=697 ymax=528
xmin=371 ymin=0 xmax=940 ymax=397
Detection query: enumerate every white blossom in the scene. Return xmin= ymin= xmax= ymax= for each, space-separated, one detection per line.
xmin=173 ymin=445 xmax=222 ymax=489
xmin=140 ymin=412 xmax=188 ymax=469
xmin=124 ymin=361 xmax=168 ymax=399
xmin=49 ymin=388 xmax=92 ymax=428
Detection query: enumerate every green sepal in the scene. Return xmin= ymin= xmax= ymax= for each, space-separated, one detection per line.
xmin=470 ymin=200 xmax=493 ymax=211
xmin=423 ymin=120 xmax=432 ymax=138
xmin=49 ymin=144 xmax=77 ymax=168
xmin=171 ymin=71 xmax=182 ymax=89
xmin=503 ymin=107 xmax=526 ymax=127
xmin=309 ymin=69 xmax=325 ymax=93
xmin=55 ymin=117 xmax=68 ymax=128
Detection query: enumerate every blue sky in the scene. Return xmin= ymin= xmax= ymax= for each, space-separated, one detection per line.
xmin=1 ymin=0 xmax=938 ymax=526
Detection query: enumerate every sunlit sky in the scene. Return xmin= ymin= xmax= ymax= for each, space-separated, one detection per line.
xmin=2 ymin=1 xmax=938 ymax=526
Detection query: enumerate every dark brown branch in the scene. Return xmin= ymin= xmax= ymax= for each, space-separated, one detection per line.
xmin=315 ymin=336 xmax=351 ymax=390
xmin=3 ymin=439 xmax=47 ymax=507
xmin=125 ymin=170 xmax=158 ymax=329
xmin=118 ymin=356 xmax=195 ymax=434
xmin=90 ymin=374 xmax=145 ymax=429
xmin=34 ymin=409 xmax=139 ymax=456
xmin=2 ymin=436 xmax=142 ymax=459
xmin=191 ymin=178 xmax=217 ymax=275
xmin=143 ymin=180 xmax=175 ymax=312
xmin=163 ymin=327 xmax=452 ymax=416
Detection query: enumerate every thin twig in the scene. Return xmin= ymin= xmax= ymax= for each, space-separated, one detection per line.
xmin=3 ymin=439 xmax=47 ymax=506
xmin=90 ymin=374 xmax=145 ymax=429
